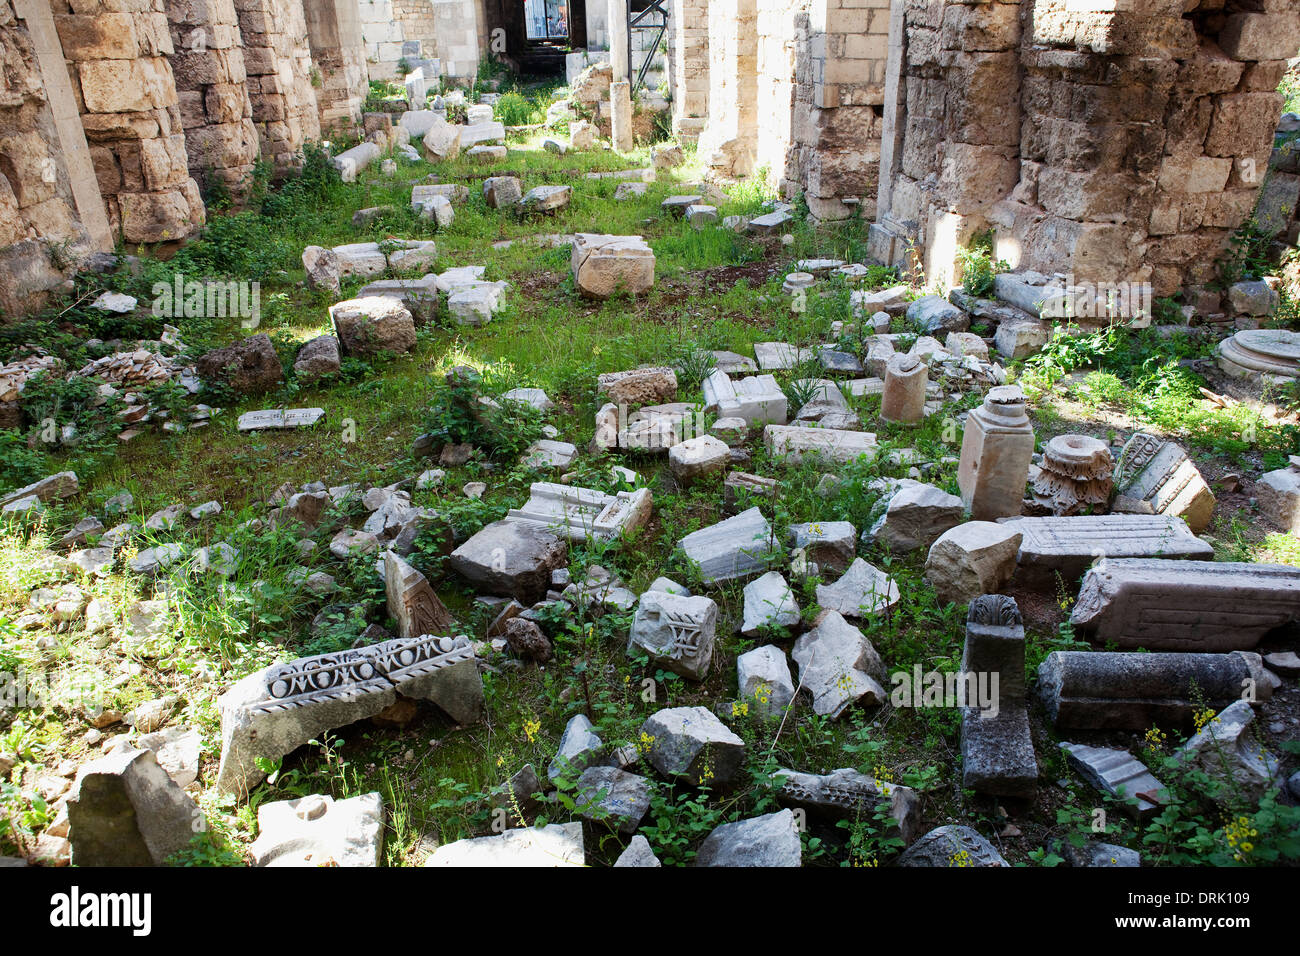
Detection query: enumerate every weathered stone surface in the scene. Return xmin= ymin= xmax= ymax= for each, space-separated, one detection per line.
xmin=1038 ymin=650 xmax=1272 ymax=730
xmin=136 ymin=726 xmax=201 ymax=789
xmin=896 ymin=825 xmax=1008 ymax=867
xmin=741 ymin=572 xmax=800 ymax=637
xmin=548 ymin=714 xmax=603 ymax=782
xmin=574 ymin=766 xmax=651 ymax=834
xmin=1217 ymin=328 xmax=1300 ymax=380
xmin=792 ymin=611 xmax=885 ymax=718
xmin=237 ymin=408 xmax=325 ymax=431
xmin=961 ymin=708 xmax=1037 ymax=800
xmin=1176 ymin=700 xmax=1280 ymax=804
xmin=994 ymin=319 xmax=1050 ymax=360
xmin=521 ymin=439 xmax=577 ymax=469
xmin=696 ymin=810 xmax=801 ymax=867
xmin=449 ymin=520 xmax=567 ymax=603
xmin=924 ymin=522 xmax=1021 ymax=605
xmin=867 ymin=481 xmax=964 ymax=553
xmin=614 ymin=834 xmax=661 ymax=867
xmin=1070 ymin=559 xmax=1300 ymax=651
xmin=1227 ymin=280 xmax=1279 ymax=316
xmin=1112 ymin=433 xmax=1215 ymax=532
xmin=67 ymin=748 xmax=200 ymax=866
xmin=641 ymin=706 xmax=745 ymax=785
xmin=736 ymin=644 xmax=796 ymax=716
xmin=384 ymin=551 xmax=454 ymax=638
xmin=216 ymin=635 xmax=481 ymax=795
xmin=701 ymin=369 xmax=787 ymax=427
xmin=723 ymin=471 xmax=777 ymax=515
xmin=483 ymin=175 xmax=523 ymax=208
xmin=293 ymin=335 xmax=341 ymax=383
xmin=302 ymin=246 xmax=341 ymax=294
xmin=999 ymin=515 xmax=1214 ymax=581
xmin=1256 ymin=460 xmax=1300 ymax=532
xmin=907 ymin=295 xmax=969 ymax=334
xmin=815 ymin=558 xmax=899 ymax=618
xmin=677 ymin=507 xmax=774 ymax=586
xmin=628 ymin=590 xmax=718 ymax=681
xmin=668 ymin=435 xmax=730 ymax=481
xmin=196 ymin=334 xmax=283 ymax=394
xmin=787 ymin=521 xmax=857 ymax=573
xmin=571 ymin=234 xmax=655 ymax=299
xmin=764 ymin=424 xmax=878 ymax=464
xmin=250 ymin=792 xmax=384 ymax=867
xmin=522 ymin=184 xmax=571 ymax=213
xmin=425 ymin=823 xmax=584 ymax=866
xmin=1060 ymin=742 xmax=1167 ymax=820
xmin=329 ymin=297 xmax=417 ymax=356
xmin=881 ymin=353 xmax=928 ymax=424
xmin=753 ymin=342 xmax=812 ymax=371
xmin=958 ymin=386 xmax=1034 ymax=521
xmin=1061 ymin=842 xmax=1141 ymax=868
xmin=506 ymin=482 xmax=652 ymax=542
xmin=1031 ymin=435 xmax=1113 ymax=516
xmin=0 ymin=472 xmax=79 ymax=509
xmin=776 ymin=768 xmax=923 ymax=845
xmin=596 ymin=366 xmax=677 ymax=407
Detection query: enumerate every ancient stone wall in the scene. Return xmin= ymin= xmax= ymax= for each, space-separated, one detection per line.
xmin=164 ymin=0 xmax=260 ymax=201
xmin=425 ymin=0 xmax=482 ymax=83
xmin=52 ymin=0 xmax=206 ymax=244
xmin=358 ymin=0 xmax=405 ymax=80
xmin=234 ymin=0 xmax=322 ymax=175
xmin=304 ymin=0 xmax=369 ymax=135
xmin=669 ymin=0 xmax=708 ymax=143
xmin=697 ymin=0 xmax=758 ymax=178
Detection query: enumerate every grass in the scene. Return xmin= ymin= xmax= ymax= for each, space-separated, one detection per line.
xmin=2 ymin=110 xmax=1299 ymax=867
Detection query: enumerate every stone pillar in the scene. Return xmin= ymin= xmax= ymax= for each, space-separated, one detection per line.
xmin=670 ymin=0 xmax=708 ymax=144
xmin=957 ymin=384 xmax=1035 ymax=521
xmin=164 ymin=0 xmax=259 ymax=203
xmin=696 ymin=0 xmax=757 ymax=179
xmin=304 ymin=0 xmax=368 ymax=137
xmin=51 ymin=0 xmax=206 ymax=244
xmin=880 ymin=352 xmax=927 ymax=424
xmin=608 ymin=0 xmax=632 ymax=152
xmin=234 ymin=0 xmax=321 ymax=176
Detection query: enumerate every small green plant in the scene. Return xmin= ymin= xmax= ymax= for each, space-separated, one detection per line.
xmin=956 ymin=231 xmax=1008 ymax=298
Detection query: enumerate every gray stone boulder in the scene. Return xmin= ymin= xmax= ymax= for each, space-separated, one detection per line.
xmin=1176 ymin=700 xmax=1280 ymax=804
xmin=695 ymin=809 xmax=801 ymax=867
xmin=792 ymin=611 xmax=885 ymax=718
xmin=740 ymin=571 xmax=800 ymax=636
xmin=736 ymin=644 xmax=796 ymax=717
xmin=449 ymin=520 xmax=567 ymax=604
xmin=614 ymin=834 xmax=662 ymax=866
xmin=574 ymin=766 xmax=652 ymax=834
xmin=787 ymin=521 xmax=857 ymax=573
xmin=866 ymin=480 xmax=964 ymax=552
xmin=293 ymin=335 xmax=341 ymax=384
xmin=424 ymin=823 xmax=584 ymax=866
xmin=924 ymin=521 xmax=1021 ymax=605
xmin=67 ymin=748 xmax=202 ymax=866
xmin=641 ymin=706 xmax=745 ymax=786
xmin=627 ymin=590 xmax=718 ymax=680
xmin=815 ymin=558 xmax=899 ymax=618
xmin=1227 ymin=280 xmax=1279 ymax=316
xmin=196 ymin=333 xmax=284 ymax=395
xmin=548 ymin=714 xmax=604 ymax=782
xmin=483 ymin=176 xmax=521 ymax=208
xmin=906 ymin=295 xmax=969 ymax=334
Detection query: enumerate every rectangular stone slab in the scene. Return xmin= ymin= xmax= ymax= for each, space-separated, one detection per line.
xmin=678 ymin=507 xmax=775 ymax=585
xmin=506 ymin=482 xmax=652 ymax=542
xmin=753 ymin=342 xmax=813 ymax=370
xmin=1070 ymin=558 xmax=1300 ymax=650
xmin=1059 ymin=742 xmax=1167 ymax=821
xmin=1038 ymin=650 xmax=1271 ymax=730
xmin=764 ymin=424 xmax=878 ymax=464
xmin=701 ymin=369 xmax=788 ymax=426
xmin=999 ymin=515 xmax=1215 ymax=581
xmin=961 ymin=707 xmax=1038 ymax=799
xmin=237 ymin=408 xmax=326 ymax=431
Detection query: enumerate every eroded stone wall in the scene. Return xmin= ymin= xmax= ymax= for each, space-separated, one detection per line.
xmin=235 ymin=0 xmax=322 ymax=175
xmin=669 ymin=0 xmax=708 ymax=143
xmin=305 ymin=0 xmax=368 ymax=135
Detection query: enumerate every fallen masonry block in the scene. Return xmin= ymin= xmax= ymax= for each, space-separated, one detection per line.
xmin=356 ymin=278 xmax=439 ymax=326
xmin=596 ymin=366 xmax=678 ymax=407
xmin=571 ymin=234 xmax=655 ymax=299
xmin=788 ymin=521 xmax=857 ymax=573
xmin=960 ymin=708 xmax=1038 ymax=799
xmin=1038 ymin=650 xmax=1272 ymax=730
xmin=866 ymin=480 xmax=963 ymax=553
xmin=1112 ymin=432 xmax=1215 ymax=532
xmin=736 ymin=644 xmax=796 ymax=715
xmin=425 ymin=823 xmax=584 ymax=866
xmin=702 ymin=369 xmax=787 ymax=427
xmin=459 ymin=121 xmax=506 ymax=148
xmin=574 ymin=767 xmax=651 ymax=834
xmin=753 ymin=341 xmax=813 ymax=370
xmin=776 ymin=767 xmax=922 ymax=845
xmin=330 ymin=296 xmax=417 ymax=355
xmin=0 ymin=471 xmax=78 ymax=508
xmin=747 ymin=210 xmax=793 ymax=234
xmin=412 ymin=184 xmax=470 ymax=207
xmin=723 ymin=471 xmax=777 ymax=515
xmin=1060 ymin=742 xmax=1168 ymax=821
xmin=449 ymin=519 xmax=567 ymax=603
xmin=522 ymin=184 xmax=571 ymax=213
xmin=960 ymin=598 xmax=1036 ymax=801
xmin=331 ymin=142 xmax=380 ymax=183
xmin=815 ymin=558 xmax=899 ymax=618
xmin=741 ymin=571 xmax=800 ymax=637
xmin=1175 ymin=700 xmax=1281 ymax=804
xmin=384 ymin=550 xmax=454 ymax=638
xmin=696 ymin=810 xmax=801 ymax=867
xmin=792 ymin=610 xmax=886 ymax=718
xmin=237 ymin=408 xmax=325 ymax=431
xmin=1070 ymin=559 xmax=1300 ymax=651
xmin=764 ymin=424 xmax=878 ymax=464
xmin=678 ymin=506 xmax=776 ymax=586
xmin=217 ymin=634 xmax=482 ymax=796
xmin=505 ymin=481 xmax=652 ymax=542
xmin=627 ymin=590 xmax=719 ymax=680
xmin=897 ymin=825 xmax=1008 ymax=867
xmin=249 ymin=792 xmax=384 ymax=866
xmin=998 ymin=514 xmax=1214 ymax=582
xmin=640 ymin=706 xmax=745 ymax=785
xmin=521 ymin=439 xmax=577 ymax=469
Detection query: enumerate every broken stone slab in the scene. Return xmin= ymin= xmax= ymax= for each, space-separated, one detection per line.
xmin=1060 ymin=742 xmax=1168 ymax=821
xmin=571 ymin=234 xmax=656 ymax=299
xmin=67 ymin=748 xmax=202 ymax=865
xmin=522 ymin=184 xmax=571 ymax=213
xmin=1112 ymin=433 xmax=1215 ymax=532
xmin=1175 ymin=700 xmax=1281 ymax=804
xmin=787 ymin=521 xmax=857 ymax=573
xmin=924 ymin=521 xmax=1021 ymax=605
xmin=741 ymin=572 xmax=800 ymax=637
xmin=640 ymin=706 xmax=745 ymax=785
xmin=127 ymin=543 xmax=187 ymax=575
xmin=998 ymin=514 xmax=1214 ymax=582
xmin=521 ymin=439 xmax=577 ymax=469
xmin=907 ymin=295 xmax=969 ymax=334
xmin=747 ymin=211 xmax=793 ymax=235
xmin=710 ymin=417 xmax=747 ymax=444
xmin=712 ymin=350 xmax=757 ymax=374
xmin=614 ymin=834 xmax=662 ymax=867
xmin=764 ymin=424 xmax=878 ymax=464
xmin=816 ymin=558 xmax=899 ymax=618
xmin=627 ymin=590 xmax=719 ymax=680
xmin=134 ymin=726 xmax=200 ymax=788
xmin=678 ymin=507 xmax=775 ymax=586
xmin=237 ymin=408 xmax=327 ymax=433
xmin=574 ymin=766 xmax=651 ymax=834
xmin=686 ymin=204 xmax=718 ymax=228
xmin=0 ymin=471 xmax=79 ymax=508
xmin=449 ymin=520 xmax=567 ymax=604
xmin=293 ymin=335 xmax=342 ymax=383
xmin=723 ymin=471 xmax=776 ymax=515
xmin=501 ymin=387 xmax=554 ymax=413
xmin=776 ymin=768 xmax=923 ymax=845
xmin=1038 ymin=650 xmax=1272 ymax=730
xmin=216 ymin=634 xmax=481 ymax=796
xmin=1069 ymin=559 xmax=1300 ymax=651
xmin=483 ymin=176 xmax=523 ymax=208
xmin=753 ymin=341 xmax=813 ymax=371
xmin=701 ymin=369 xmax=788 ymax=426
xmin=331 ymin=141 xmax=380 ymax=183
xmin=792 ymin=610 xmax=886 ymax=718
xmin=994 ymin=319 xmax=1051 ymax=360
xmin=614 ymin=181 xmax=648 ymax=200
xmin=249 ymin=792 xmax=383 ymax=867
xmin=548 ymin=714 xmax=604 ymax=782
xmin=506 ymin=482 xmax=652 ymax=543
xmin=447 ymin=281 xmax=509 ymax=326
xmin=330 ymin=296 xmax=418 ymax=355
xmin=1059 ymin=842 xmax=1141 ymax=868
xmin=867 ymin=481 xmax=964 ymax=553
xmin=425 ymin=823 xmax=584 ymax=866
xmin=467 ymin=144 xmax=507 ymax=162
xmin=460 ymin=120 xmax=506 ymax=148
xmin=384 ymin=551 xmax=454 ymax=639
xmin=736 ymin=644 xmax=796 ymax=716
xmin=661 ymin=194 xmax=703 ymax=216
xmin=356 ymin=279 xmax=440 ymax=327
xmin=668 ymin=435 xmax=730 ymax=482
xmin=896 ymin=825 xmax=1008 ymax=867
xmin=696 ymin=810 xmax=801 ymax=867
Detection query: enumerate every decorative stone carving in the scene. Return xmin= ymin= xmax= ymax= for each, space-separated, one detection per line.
xmin=1217 ymin=328 xmax=1300 ymax=380
xmin=999 ymin=514 xmax=1214 ymax=581
xmin=1112 ymin=432 xmax=1215 ymax=532
xmin=237 ymin=408 xmax=325 ymax=431
xmin=1031 ymin=434 xmax=1113 ymax=515
xmin=627 ymin=590 xmax=719 ymax=680
xmin=961 ymin=595 xmax=1036 ymax=798
xmin=1059 ymin=743 xmax=1167 ymax=820
xmin=958 ymin=385 xmax=1035 ymax=521
xmin=896 ymin=825 xmax=1008 ymax=867
xmin=506 ymin=482 xmax=652 ymax=542
xmin=776 ymin=768 xmax=923 ymax=845
xmin=384 ymin=551 xmax=453 ymax=639
xmin=701 ymin=369 xmax=788 ymax=426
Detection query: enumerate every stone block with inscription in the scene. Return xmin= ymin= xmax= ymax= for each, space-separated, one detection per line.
xmin=1112 ymin=433 xmax=1215 ymax=532
xmin=627 ymin=590 xmax=718 ymax=680
xmin=237 ymin=408 xmax=325 ymax=431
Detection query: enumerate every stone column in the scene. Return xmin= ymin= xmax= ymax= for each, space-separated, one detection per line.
xmin=670 ymin=0 xmax=708 ymax=144
xmin=957 ymin=384 xmax=1035 ymax=521
xmin=880 ymin=352 xmax=927 ymax=424
xmin=51 ymin=0 xmax=206 ymax=244
xmin=234 ymin=0 xmax=321 ymax=176
xmin=164 ymin=0 xmax=259 ymax=204
xmin=608 ymin=0 xmax=632 ymax=152
xmin=304 ymin=0 xmax=368 ymax=137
